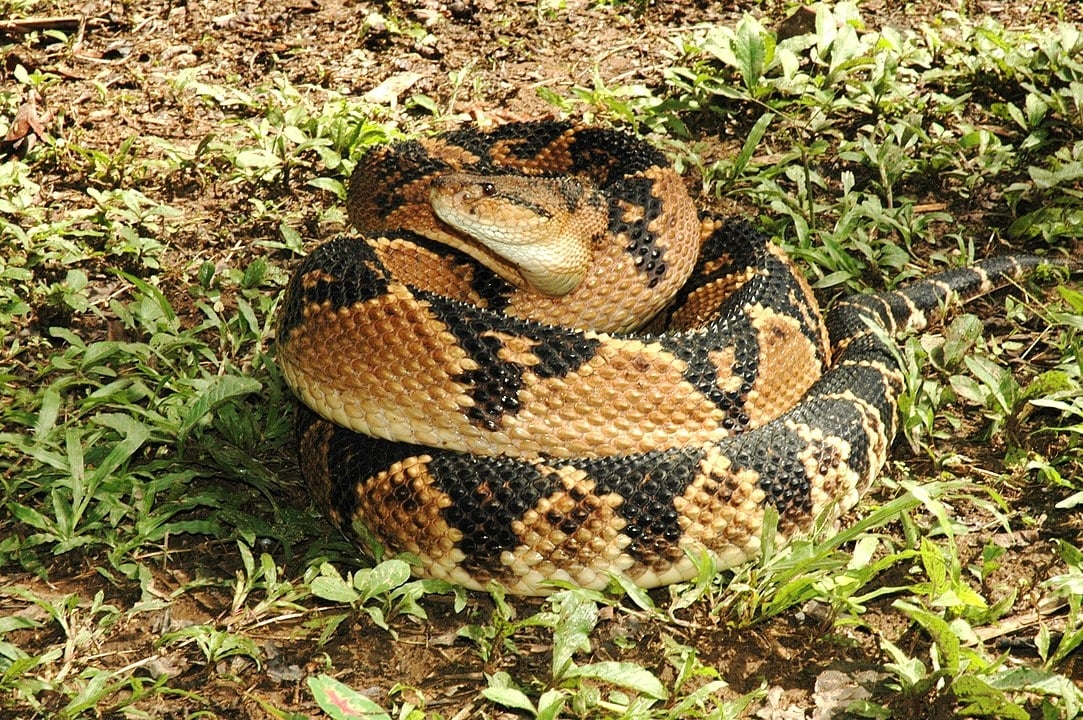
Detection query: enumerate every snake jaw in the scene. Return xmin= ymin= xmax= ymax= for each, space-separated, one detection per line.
xmin=430 ymin=173 xmax=602 ymax=296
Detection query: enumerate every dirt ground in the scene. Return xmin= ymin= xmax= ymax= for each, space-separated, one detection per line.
xmin=4 ymin=0 xmax=1083 ymax=718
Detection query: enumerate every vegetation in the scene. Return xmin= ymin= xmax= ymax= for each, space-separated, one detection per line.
xmin=1 ymin=1 xmax=1080 ymax=718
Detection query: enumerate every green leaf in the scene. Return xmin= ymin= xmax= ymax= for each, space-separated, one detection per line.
xmin=950 ymin=375 xmax=985 ymax=406
xmin=355 ymin=559 xmax=411 ymax=603
xmin=731 ymin=112 xmax=774 ymax=180
xmin=964 ymin=355 xmax=1012 ymax=413
xmin=607 ymin=572 xmax=658 ymax=614
xmin=1055 ymin=285 xmax=1083 ymax=313
xmin=565 ymin=661 xmax=668 ymax=700
xmin=1029 ymin=161 xmax=1083 ymax=190
xmin=241 ymin=258 xmax=268 ymax=288
xmin=535 ymin=689 xmax=567 ymax=720
xmin=989 ymin=666 xmax=1083 ymax=718
xmin=406 ymin=94 xmax=439 ymax=115
xmin=894 ymin=599 xmax=961 ymax=674
xmin=9 ymin=502 xmax=53 ymax=532
xmin=310 ymin=564 xmax=361 ymax=604
xmin=282 ymin=125 xmax=307 ymax=144
xmin=481 ymin=687 xmax=535 ymax=712
xmin=177 ymin=375 xmax=262 ymax=446
xmin=1036 ymin=623 xmax=1052 ymax=662
xmin=235 ymin=149 xmax=281 ymax=169
xmin=0 ymin=615 xmax=39 ymax=633
xmin=482 ymin=672 xmax=536 ymax=712
xmin=733 ymin=16 xmax=769 ymax=92
xmin=550 ymin=591 xmax=598 ymax=679
xmin=308 ymin=177 xmax=347 ymax=200
xmin=308 ymin=674 xmax=391 ymax=720
xmin=881 ymin=638 xmax=926 ymax=689
xmin=363 ymin=605 xmax=389 ymax=632
xmin=88 ymin=414 xmax=151 ymax=484
xmin=953 ymin=675 xmax=1029 ymax=720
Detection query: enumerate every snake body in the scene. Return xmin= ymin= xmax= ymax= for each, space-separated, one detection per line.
xmin=277 ymin=121 xmax=1066 ymax=595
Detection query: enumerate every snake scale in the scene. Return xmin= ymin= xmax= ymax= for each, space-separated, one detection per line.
xmin=276 ymin=121 xmax=1069 ymax=595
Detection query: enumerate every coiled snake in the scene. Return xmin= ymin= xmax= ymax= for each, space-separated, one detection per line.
xmin=277 ymin=121 xmax=1068 ymax=595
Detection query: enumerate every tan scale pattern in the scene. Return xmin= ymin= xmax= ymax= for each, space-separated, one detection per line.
xmin=284 ymin=290 xmax=831 ymax=459
xmin=297 ymin=415 xmax=339 ymax=525
xmin=768 ymin=242 xmax=831 ymax=362
xmin=368 ymin=237 xmax=489 ymax=306
xmin=489 ymin=131 xmax=578 ymax=175
xmin=502 ymin=469 xmax=633 ymax=590
xmin=787 ymin=420 xmax=857 ymax=527
xmin=666 ymin=268 xmax=754 ymax=330
xmin=496 ymin=165 xmax=701 ymax=332
xmin=678 ymin=447 xmax=768 ymax=566
xmin=349 ymin=456 xmax=479 ymax=586
xmin=744 ymin=304 xmax=824 ymax=426
xmin=279 ymin=287 xmax=478 ymax=449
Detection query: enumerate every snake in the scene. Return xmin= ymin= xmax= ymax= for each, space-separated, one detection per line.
xmin=276 ymin=121 xmax=1070 ymax=596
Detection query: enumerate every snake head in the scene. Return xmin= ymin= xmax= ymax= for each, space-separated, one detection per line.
xmin=430 ymin=173 xmax=607 ymax=296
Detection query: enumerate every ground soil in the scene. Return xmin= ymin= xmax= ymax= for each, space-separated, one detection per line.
xmin=3 ymin=0 xmax=1082 ymax=718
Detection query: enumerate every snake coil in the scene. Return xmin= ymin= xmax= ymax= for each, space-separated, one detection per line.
xmin=277 ymin=121 xmax=1068 ymax=595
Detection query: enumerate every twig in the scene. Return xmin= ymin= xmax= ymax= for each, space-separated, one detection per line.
xmin=0 ymin=15 xmax=84 ymax=35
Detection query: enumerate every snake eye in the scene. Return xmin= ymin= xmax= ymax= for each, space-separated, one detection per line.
xmin=481 ymin=182 xmax=496 ymax=196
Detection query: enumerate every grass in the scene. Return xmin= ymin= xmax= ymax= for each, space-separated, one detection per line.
xmin=2 ymin=1 xmax=1082 ymax=718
